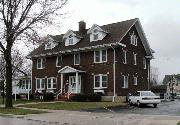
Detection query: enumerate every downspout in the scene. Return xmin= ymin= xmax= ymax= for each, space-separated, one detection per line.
xmin=110 ymin=45 xmax=116 ymax=102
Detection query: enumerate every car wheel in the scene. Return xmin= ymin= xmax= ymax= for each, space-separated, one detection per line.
xmin=153 ymin=104 xmax=157 ymax=108
xmin=128 ymin=100 xmax=132 ymax=105
xmin=137 ymin=101 xmax=141 ymax=108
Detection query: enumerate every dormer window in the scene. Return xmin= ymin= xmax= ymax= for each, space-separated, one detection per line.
xmin=68 ymin=34 xmax=73 ymax=45
xmin=93 ymin=29 xmax=99 ymax=41
xmin=45 ymin=42 xmax=52 ymax=50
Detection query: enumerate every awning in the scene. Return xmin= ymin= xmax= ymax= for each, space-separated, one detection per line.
xmin=58 ymin=66 xmax=85 ymax=74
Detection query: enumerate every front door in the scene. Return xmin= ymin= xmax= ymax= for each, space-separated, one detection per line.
xmin=69 ymin=76 xmax=81 ymax=93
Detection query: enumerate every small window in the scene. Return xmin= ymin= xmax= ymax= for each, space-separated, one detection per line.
xmin=133 ymin=53 xmax=137 ymax=65
xmin=37 ymin=58 xmax=45 ymax=69
xmin=74 ymin=53 xmax=80 ymax=65
xmin=123 ymin=50 xmax=127 ymax=64
xmin=122 ymin=75 xmax=128 ymax=88
xmin=143 ymin=58 xmax=146 ymax=69
xmin=134 ymin=76 xmax=138 ymax=85
xmin=45 ymin=42 xmax=52 ymax=49
xmin=47 ymin=77 xmax=57 ymax=89
xmin=93 ymin=29 xmax=99 ymax=41
xmin=130 ymin=32 xmax=137 ymax=46
xmin=56 ymin=55 xmax=63 ymax=67
xmin=94 ymin=49 xmax=107 ymax=63
xmin=94 ymin=74 xmax=108 ymax=89
xmin=68 ymin=34 xmax=73 ymax=45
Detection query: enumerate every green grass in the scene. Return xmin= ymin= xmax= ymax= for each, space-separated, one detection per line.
xmin=0 ymin=107 xmax=47 ymax=115
xmin=19 ymin=102 xmax=124 ymax=110
xmin=177 ymin=121 xmax=180 ymax=125
xmin=0 ymin=97 xmax=39 ymax=105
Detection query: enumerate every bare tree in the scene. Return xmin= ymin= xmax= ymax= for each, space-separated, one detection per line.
xmin=0 ymin=0 xmax=67 ymax=108
xmin=150 ymin=66 xmax=159 ymax=86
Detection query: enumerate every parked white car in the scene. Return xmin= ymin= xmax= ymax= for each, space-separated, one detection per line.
xmin=176 ymin=94 xmax=180 ymax=99
xmin=128 ymin=91 xmax=161 ymax=108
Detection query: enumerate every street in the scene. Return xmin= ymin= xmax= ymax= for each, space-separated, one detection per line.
xmin=0 ymin=100 xmax=179 ymax=125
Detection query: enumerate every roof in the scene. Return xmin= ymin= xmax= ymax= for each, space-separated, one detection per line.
xmin=27 ymin=18 xmax=153 ymax=58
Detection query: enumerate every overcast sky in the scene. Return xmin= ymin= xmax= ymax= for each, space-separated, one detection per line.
xmin=27 ymin=0 xmax=180 ymax=82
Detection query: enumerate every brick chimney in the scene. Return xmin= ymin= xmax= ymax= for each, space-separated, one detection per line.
xmin=79 ymin=21 xmax=86 ymax=33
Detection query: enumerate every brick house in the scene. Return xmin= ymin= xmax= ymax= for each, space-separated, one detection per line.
xmin=27 ymin=18 xmax=154 ymax=100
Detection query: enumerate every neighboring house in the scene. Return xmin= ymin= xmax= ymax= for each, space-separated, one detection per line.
xmin=151 ymin=85 xmax=167 ymax=100
xmin=27 ymin=18 xmax=154 ymax=101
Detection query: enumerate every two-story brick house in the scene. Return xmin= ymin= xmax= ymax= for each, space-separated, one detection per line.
xmin=27 ymin=18 xmax=154 ymax=101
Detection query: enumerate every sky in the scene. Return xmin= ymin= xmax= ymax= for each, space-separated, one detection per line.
xmin=25 ymin=0 xmax=180 ymax=82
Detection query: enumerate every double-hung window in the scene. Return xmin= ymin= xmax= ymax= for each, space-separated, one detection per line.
xmin=56 ymin=55 xmax=63 ymax=67
xmin=143 ymin=58 xmax=146 ymax=69
xmin=74 ymin=53 xmax=80 ymax=65
xmin=134 ymin=76 xmax=138 ymax=85
xmin=37 ymin=58 xmax=45 ymax=69
xmin=94 ymin=49 xmax=107 ymax=63
xmin=36 ymin=78 xmax=45 ymax=90
xmin=133 ymin=53 xmax=137 ymax=65
xmin=130 ymin=32 xmax=138 ymax=46
xmin=94 ymin=74 xmax=108 ymax=89
xmin=123 ymin=50 xmax=127 ymax=64
xmin=47 ymin=77 xmax=57 ymax=89
xmin=122 ymin=75 xmax=128 ymax=88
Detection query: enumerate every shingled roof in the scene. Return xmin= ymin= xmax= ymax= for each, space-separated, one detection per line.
xmin=27 ymin=18 xmax=153 ymax=58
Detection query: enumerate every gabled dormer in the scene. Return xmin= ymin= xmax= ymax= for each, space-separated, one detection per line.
xmin=63 ymin=30 xmax=82 ymax=46
xmin=45 ymin=35 xmax=58 ymax=50
xmin=87 ymin=24 xmax=108 ymax=42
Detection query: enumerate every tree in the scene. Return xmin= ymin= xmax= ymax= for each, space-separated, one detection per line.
xmin=0 ymin=0 xmax=67 ymax=108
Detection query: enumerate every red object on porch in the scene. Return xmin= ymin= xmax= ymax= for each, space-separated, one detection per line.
xmin=56 ymin=93 xmax=77 ymax=101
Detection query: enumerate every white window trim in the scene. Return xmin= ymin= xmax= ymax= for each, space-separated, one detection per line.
xmin=37 ymin=58 xmax=43 ymax=69
xmin=133 ymin=52 xmax=137 ymax=65
xmin=47 ymin=77 xmax=57 ymax=89
xmin=143 ymin=58 xmax=147 ymax=69
xmin=123 ymin=50 xmax=127 ymax=64
xmin=122 ymin=75 xmax=128 ymax=88
xmin=36 ymin=78 xmax=45 ymax=90
xmin=134 ymin=76 xmax=138 ymax=85
xmin=74 ymin=53 xmax=80 ymax=65
xmin=94 ymin=49 xmax=107 ymax=63
xmin=130 ymin=32 xmax=138 ymax=46
xmin=56 ymin=56 xmax=62 ymax=67
xmin=91 ymin=29 xmax=99 ymax=42
xmin=94 ymin=74 xmax=108 ymax=89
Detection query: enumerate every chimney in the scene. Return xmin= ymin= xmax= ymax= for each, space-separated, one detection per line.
xmin=79 ymin=20 xmax=86 ymax=33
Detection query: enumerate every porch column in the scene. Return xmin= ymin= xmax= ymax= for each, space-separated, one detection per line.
xmin=61 ymin=73 xmax=63 ymax=94
xmin=75 ymin=72 xmax=79 ymax=93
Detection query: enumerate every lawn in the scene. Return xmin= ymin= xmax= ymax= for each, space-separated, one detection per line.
xmin=18 ymin=102 xmax=124 ymax=110
xmin=0 ymin=107 xmax=47 ymax=115
xmin=178 ymin=121 xmax=180 ymax=125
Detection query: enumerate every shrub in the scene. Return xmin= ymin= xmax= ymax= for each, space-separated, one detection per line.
xmin=69 ymin=94 xmax=87 ymax=102
xmin=26 ymin=94 xmax=34 ymax=100
xmin=12 ymin=94 xmax=21 ymax=99
xmin=87 ymin=94 xmax=102 ymax=102
xmin=43 ymin=93 xmax=55 ymax=101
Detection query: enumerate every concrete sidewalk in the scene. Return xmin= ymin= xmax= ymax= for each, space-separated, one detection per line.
xmin=23 ymin=110 xmax=180 ymax=125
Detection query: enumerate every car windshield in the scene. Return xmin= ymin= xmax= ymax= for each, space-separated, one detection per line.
xmin=141 ymin=91 xmax=156 ymax=96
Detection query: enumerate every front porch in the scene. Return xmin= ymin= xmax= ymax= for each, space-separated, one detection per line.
xmin=58 ymin=66 xmax=85 ymax=94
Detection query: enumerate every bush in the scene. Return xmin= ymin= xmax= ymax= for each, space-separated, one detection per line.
xmin=87 ymin=94 xmax=101 ymax=102
xmin=26 ymin=94 xmax=34 ymax=100
xmin=69 ymin=94 xmax=87 ymax=102
xmin=12 ymin=94 xmax=21 ymax=99
xmin=43 ymin=93 xmax=55 ymax=101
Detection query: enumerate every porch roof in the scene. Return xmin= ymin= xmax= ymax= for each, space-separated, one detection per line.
xmin=58 ymin=66 xmax=85 ymax=74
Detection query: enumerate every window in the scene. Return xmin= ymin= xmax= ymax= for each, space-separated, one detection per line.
xmin=56 ymin=55 xmax=63 ymax=67
xmin=133 ymin=53 xmax=137 ymax=65
xmin=134 ymin=76 xmax=138 ymax=85
xmin=47 ymin=77 xmax=57 ymax=89
xmin=94 ymin=49 xmax=107 ymax=63
xmin=123 ymin=50 xmax=127 ymax=64
xmin=122 ymin=75 xmax=128 ymax=88
xmin=130 ymin=32 xmax=137 ymax=46
xmin=45 ymin=42 xmax=52 ymax=49
xmin=93 ymin=29 xmax=99 ymax=41
xmin=36 ymin=78 xmax=45 ymax=90
xmin=37 ymin=58 xmax=45 ymax=69
xmin=143 ymin=58 xmax=146 ymax=69
xmin=74 ymin=53 xmax=80 ymax=65
xmin=94 ymin=74 xmax=108 ymax=89
xmin=68 ymin=34 xmax=73 ymax=45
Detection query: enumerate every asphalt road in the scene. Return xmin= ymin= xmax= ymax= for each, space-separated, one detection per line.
xmin=87 ymin=99 xmax=180 ymax=116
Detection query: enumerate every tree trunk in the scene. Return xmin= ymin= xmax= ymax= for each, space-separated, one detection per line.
xmin=5 ymin=43 xmax=13 ymax=108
